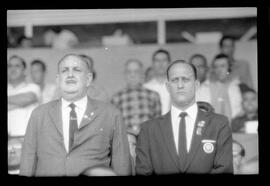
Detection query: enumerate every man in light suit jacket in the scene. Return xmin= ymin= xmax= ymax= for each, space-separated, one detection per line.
xmin=136 ymin=60 xmax=233 ymax=175
xmin=20 ymin=54 xmax=132 ymax=176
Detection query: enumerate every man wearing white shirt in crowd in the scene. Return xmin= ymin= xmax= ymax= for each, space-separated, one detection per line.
xmin=30 ymin=59 xmax=57 ymax=104
xmin=8 ymin=55 xmax=41 ymax=137
xmin=144 ymin=49 xmax=171 ymax=115
xmin=189 ymin=54 xmax=211 ymax=104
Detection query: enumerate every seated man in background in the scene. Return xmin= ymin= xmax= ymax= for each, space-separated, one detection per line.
xmin=8 ymin=55 xmax=41 ymax=174
xmin=189 ymin=54 xmax=211 ymax=104
xmin=30 ymin=59 xmax=58 ymax=104
xmin=80 ymin=54 xmax=109 ymax=102
xmin=231 ymin=88 xmax=258 ymax=133
xmin=111 ymin=59 xmax=161 ymax=165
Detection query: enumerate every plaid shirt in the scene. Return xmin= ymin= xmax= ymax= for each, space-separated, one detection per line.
xmin=111 ymin=85 xmax=161 ymax=136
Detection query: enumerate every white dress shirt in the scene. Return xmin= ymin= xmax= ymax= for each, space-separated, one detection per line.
xmin=171 ymin=102 xmax=198 ymax=154
xmin=62 ymin=96 xmax=87 ymax=152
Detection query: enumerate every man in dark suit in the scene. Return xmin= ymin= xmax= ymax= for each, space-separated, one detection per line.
xmin=20 ymin=54 xmax=132 ymax=176
xmin=136 ymin=60 xmax=233 ymax=175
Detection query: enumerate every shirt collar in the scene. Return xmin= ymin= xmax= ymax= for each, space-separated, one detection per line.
xmin=62 ymin=95 xmax=88 ymax=110
xmin=171 ymin=102 xmax=198 ymax=120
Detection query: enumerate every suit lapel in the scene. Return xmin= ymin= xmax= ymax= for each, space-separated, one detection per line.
xmin=183 ymin=108 xmax=211 ymax=172
xmin=78 ymin=97 xmax=99 ymax=130
xmin=48 ymin=99 xmax=63 ymax=137
xmin=158 ymin=112 xmax=181 ymax=171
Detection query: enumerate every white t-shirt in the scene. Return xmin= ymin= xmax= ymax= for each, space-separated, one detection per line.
xmin=144 ymin=78 xmax=170 ymax=115
xmin=52 ymin=30 xmax=79 ymax=49
xmin=8 ymin=82 xmax=41 ymax=136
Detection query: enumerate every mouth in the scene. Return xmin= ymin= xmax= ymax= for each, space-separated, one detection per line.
xmin=65 ymin=79 xmax=77 ymax=84
xmin=177 ymin=91 xmax=186 ymax=95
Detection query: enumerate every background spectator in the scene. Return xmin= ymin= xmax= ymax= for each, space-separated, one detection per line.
xmin=30 ymin=59 xmax=58 ymax=104
xmin=231 ymin=88 xmax=258 ymax=133
xmin=43 ymin=26 xmax=79 ymax=49
xmin=111 ymin=59 xmax=161 ymax=164
xmin=233 ymin=140 xmax=246 ymax=174
xmin=144 ymin=49 xmax=171 ymax=115
xmin=219 ymin=35 xmax=253 ymax=90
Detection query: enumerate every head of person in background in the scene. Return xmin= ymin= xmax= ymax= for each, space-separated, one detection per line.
xmin=232 ymin=140 xmax=245 ymax=174
xmin=189 ymin=54 xmax=208 ymax=84
xmin=242 ymin=88 xmax=258 ymax=119
xmin=17 ymin=35 xmax=32 ymax=48
xmin=219 ymin=35 xmax=236 ymax=61
xmin=56 ymin=54 xmax=93 ymax=102
xmin=144 ymin=66 xmax=154 ymax=83
xmin=30 ymin=59 xmax=47 ymax=89
xmin=152 ymin=49 xmax=171 ymax=80
xmin=211 ymin=53 xmax=232 ymax=83
xmin=8 ymin=55 xmax=27 ymax=86
xmin=165 ymin=60 xmax=199 ymax=110
xmin=81 ymin=166 xmax=117 ymax=176
xmin=125 ymin=59 xmax=144 ymax=89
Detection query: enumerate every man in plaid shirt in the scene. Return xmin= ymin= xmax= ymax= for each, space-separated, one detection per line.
xmin=111 ymin=59 xmax=161 ymax=164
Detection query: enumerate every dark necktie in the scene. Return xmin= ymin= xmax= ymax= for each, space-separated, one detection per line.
xmin=178 ymin=112 xmax=188 ymax=171
xmin=69 ymin=103 xmax=78 ymax=151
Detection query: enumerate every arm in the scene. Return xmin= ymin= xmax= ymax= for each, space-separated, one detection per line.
xmin=20 ymin=109 xmax=38 ymax=176
xmin=8 ymin=92 xmax=38 ymax=107
xmin=211 ymin=118 xmax=233 ymax=174
xmin=135 ymin=123 xmax=153 ymax=175
xmin=110 ymin=110 xmax=132 ymax=176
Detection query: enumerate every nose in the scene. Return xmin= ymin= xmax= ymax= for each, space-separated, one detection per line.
xmin=177 ymin=80 xmax=184 ymax=89
xmin=67 ymin=69 xmax=74 ymax=77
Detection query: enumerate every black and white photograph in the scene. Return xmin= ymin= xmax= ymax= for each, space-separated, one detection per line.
xmin=7 ymin=8 xmax=259 ymax=176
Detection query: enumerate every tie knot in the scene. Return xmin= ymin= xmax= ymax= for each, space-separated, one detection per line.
xmin=69 ymin=103 xmax=76 ymax=110
xmin=179 ymin=112 xmax=187 ymax=119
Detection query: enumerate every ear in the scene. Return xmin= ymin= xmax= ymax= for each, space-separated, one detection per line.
xmin=195 ymin=79 xmax=200 ymax=91
xmin=165 ymin=81 xmax=170 ymax=92
xmin=56 ymin=74 xmax=60 ymax=86
xmin=87 ymin=72 xmax=93 ymax=86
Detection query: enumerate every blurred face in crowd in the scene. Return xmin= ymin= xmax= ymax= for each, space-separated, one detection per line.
xmin=220 ymin=38 xmax=235 ymax=58
xmin=166 ymin=62 xmax=199 ymax=110
xmin=190 ymin=56 xmax=208 ymax=83
xmin=152 ymin=52 xmax=170 ymax=77
xmin=31 ymin=63 xmax=45 ymax=85
xmin=125 ymin=60 xmax=143 ymax=88
xmin=242 ymin=91 xmax=258 ymax=114
xmin=8 ymin=57 xmax=25 ymax=82
xmin=233 ymin=142 xmax=244 ymax=173
xmin=56 ymin=55 xmax=92 ymax=102
xmin=213 ymin=58 xmax=229 ymax=82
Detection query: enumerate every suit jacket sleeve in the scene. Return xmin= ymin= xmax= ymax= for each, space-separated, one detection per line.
xmin=110 ymin=109 xmax=132 ymax=175
xmin=20 ymin=109 xmax=38 ymax=176
xmin=211 ymin=117 xmax=233 ymax=174
xmin=135 ymin=122 xmax=153 ymax=175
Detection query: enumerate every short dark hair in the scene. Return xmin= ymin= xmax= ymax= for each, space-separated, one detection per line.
xmin=233 ymin=140 xmax=245 ymax=157
xmin=31 ymin=59 xmax=46 ymax=72
xmin=243 ymin=87 xmax=257 ymax=95
xmin=152 ymin=49 xmax=171 ymax=63
xmin=8 ymin=55 xmax=26 ymax=69
xmin=189 ymin=54 xmax=208 ymax=67
xmin=212 ymin=53 xmax=232 ymax=73
xmin=219 ymin=35 xmax=235 ymax=48
xmin=57 ymin=54 xmax=91 ymax=72
xmin=166 ymin=60 xmax=197 ymax=80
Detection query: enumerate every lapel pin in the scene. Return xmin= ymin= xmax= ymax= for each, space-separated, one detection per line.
xmin=90 ymin=112 xmax=94 ymax=116
xmin=203 ymin=142 xmax=214 ymax=154
xmin=198 ymin=121 xmax=205 ymax=127
xmin=196 ymin=128 xmax=202 ymax=135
